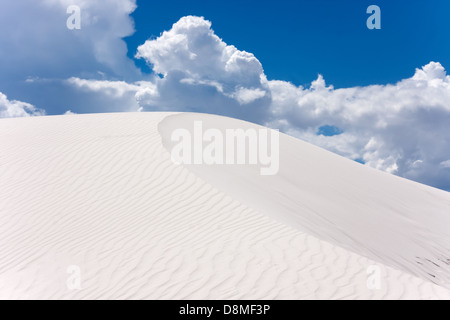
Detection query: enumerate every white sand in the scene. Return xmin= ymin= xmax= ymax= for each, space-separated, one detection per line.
xmin=0 ymin=112 xmax=449 ymax=299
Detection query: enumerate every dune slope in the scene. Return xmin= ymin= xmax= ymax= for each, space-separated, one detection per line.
xmin=0 ymin=112 xmax=449 ymax=299
xmin=159 ymin=113 xmax=450 ymax=289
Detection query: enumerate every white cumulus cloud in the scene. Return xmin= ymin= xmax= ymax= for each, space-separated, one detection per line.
xmin=0 ymin=0 xmax=140 ymax=81
xmin=269 ymin=62 xmax=450 ymax=190
xmin=0 ymin=92 xmax=44 ymax=118
xmin=0 ymin=0 xmax=144 ymax=116
xmin=134 ymin=16 xmax=271 ymax=122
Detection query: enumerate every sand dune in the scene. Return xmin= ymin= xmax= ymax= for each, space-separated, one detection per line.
xmin=0 ymin=112 xmax=449 ymax=299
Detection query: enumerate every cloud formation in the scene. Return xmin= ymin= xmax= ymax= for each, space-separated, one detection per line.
xmin=135 ymin=16 xmax=271 ymax=122
xmin=0 ymin=0 xmax=142 ymax=115
xmin=269 ymin=62 xmax=450 ymax=190
xmin=0 ymin=92 xmax=44 ymax=118
xmin=0 ymin=0 xmax=140 ymax=82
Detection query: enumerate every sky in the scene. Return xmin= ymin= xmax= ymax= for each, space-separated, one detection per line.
xmin=0 ymin=0 xmax=450 ymax=191
xmin=126 ymin=0 xmax=450 ymax=88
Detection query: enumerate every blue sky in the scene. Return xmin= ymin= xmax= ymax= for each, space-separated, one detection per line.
xmin=126 ymin=0 xmax=450 ymax=88
xmin=0 ymin=0 xmax=450 ymax=191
